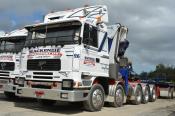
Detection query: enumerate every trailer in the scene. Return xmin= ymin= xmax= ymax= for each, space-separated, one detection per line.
xmin=0 ymin=29 xmax=27 ymax=98
xmin=142 ymin=77 xmax=174 ymax=99
xmin=15 ymin=5 xmax=156 ymax=111
xmin=156 ymin=81 xmax=174 ymax=99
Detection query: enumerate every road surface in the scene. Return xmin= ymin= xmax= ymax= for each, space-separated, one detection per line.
xmin=0 ymin=91 xmax=174 ymax=116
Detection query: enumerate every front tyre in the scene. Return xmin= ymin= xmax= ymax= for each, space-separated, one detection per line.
xmin=83 ymin=84 xmax=105 ymax=112
xmin=4 ymin=91 xmax=16 ymax=99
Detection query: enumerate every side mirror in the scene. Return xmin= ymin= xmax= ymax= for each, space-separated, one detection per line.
xmin=118 ymin=40 xmax=129 ymax=57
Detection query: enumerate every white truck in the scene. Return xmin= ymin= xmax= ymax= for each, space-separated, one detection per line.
xmin=0 ymin=29 xmax=27 ymax=98
xmin=16 ymin=5 xmax=156 ymax=111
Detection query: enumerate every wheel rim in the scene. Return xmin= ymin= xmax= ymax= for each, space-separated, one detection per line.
xmin=92 ymin=89 xmax=103 ymax=109
xmin=115 ymin=89 xmax=123 ymax=104
xmin=152 ymin=88 xmax=156 ymax=100
xmin=144 ymin=88 xmax=149 ymax=101
xmin=136 ymin=89 xmax=141 ymax=102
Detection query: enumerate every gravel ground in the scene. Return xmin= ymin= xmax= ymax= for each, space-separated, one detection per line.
xmin=0 ymin=91 xmax=174 ymax=116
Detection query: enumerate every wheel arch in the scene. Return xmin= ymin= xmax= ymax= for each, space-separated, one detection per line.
xmin=92 ymin=77 xmax=110 ymax=95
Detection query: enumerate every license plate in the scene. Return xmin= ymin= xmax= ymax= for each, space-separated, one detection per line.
xmin=35 ymin=90 xmax=45 ymax=98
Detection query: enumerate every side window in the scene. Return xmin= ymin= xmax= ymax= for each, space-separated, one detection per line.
xmin=83 ymin=24 xmax=98 ymax=48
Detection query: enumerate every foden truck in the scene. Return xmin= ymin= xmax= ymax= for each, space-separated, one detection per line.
xmin=16 ymin=5 xmax=156 ymax=111
xmin=0 ymin=29 xmax=27 ymax=98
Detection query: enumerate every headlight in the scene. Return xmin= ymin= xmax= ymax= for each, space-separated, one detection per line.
xmin=62 ymin=79 xmax=73 ymax=90
xmin=17 ymin=77 xmax=25 ymax=87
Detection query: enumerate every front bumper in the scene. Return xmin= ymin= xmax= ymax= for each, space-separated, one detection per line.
xmin=0 ymin=79 xmax=17 ymax=93
xmin=4 ymin=84 xmax=17 ymax=93
xmin=16 ymin=87 xmax=89 ymax=102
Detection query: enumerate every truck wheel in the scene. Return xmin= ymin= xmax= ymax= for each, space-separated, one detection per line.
xmin=168 ymin=88 xmax=174 ymax=99
xmin=83 ymin=84 xmax=105 ymax=112
xmin=132 ymin=85 xmax=142 ymax=105
xmin=4 ymin=92 xmax=16 ymax=99
xmin=149 ymin=86 xmax=156 ymax=102
xmin=142 ymin=86 xmax=149 ymax=104
xmin=39 ymin=99 xmax=56 ymax=106
xmin=109 ymin=85 xmax=124 ymax=107
xmin=171 ymin=88 xmax=174 ymax=99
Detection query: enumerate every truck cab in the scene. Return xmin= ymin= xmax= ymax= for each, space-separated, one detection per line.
xmin=0 ymin=29 xmax=27 ymax=98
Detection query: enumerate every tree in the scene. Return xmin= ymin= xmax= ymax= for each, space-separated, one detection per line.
xmin=140 ymin=71 xmax=148 ymax=80
xmin=140 ymin=64 xmax=175 ymax=82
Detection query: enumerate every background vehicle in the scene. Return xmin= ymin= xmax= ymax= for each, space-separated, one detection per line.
xmin=16 ymin=5 xmax=156 ymax=111
xmin=142 ymin=76 xmax=174 ymax=99
xmin=0 ymin=29 xmax=27 ymax=98
xmin=155 ymin=78 xmax=174 ymax=99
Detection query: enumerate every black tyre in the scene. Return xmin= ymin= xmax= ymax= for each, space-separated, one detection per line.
xmin=38 ymin=99 xmax=56 ymax=106
xmin=4 ymin=92 xmax=16 ymax=99
xmin=149 ymin=86 xmax=156 ymax=102
xmin=171 ymin=88 xmax=174 ymax=99
xmin=142 ymin=86 xmax=149 ymax=104
xmin=132 ymin=85 xmax=142 ymax=105
xmin=168 ymin=88 xmax=174 ymax=99
xmin=110 ymin=85 xmax=124 ymax=107
xmin=83 ymin=84 xmax=105 ymax=112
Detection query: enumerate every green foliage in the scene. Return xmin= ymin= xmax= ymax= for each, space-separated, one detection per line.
xmin=140 ymin=64 xmax=175 ymax=82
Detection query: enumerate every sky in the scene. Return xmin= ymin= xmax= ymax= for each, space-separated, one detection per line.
xmin=0 ymin=0 xmax=175 ymax=73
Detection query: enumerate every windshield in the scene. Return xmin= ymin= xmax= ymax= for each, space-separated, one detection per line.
xmin=25 ymin=22 xmax=81 ymax=47
xmin=0 ymin=38 xmax=25 ymax=52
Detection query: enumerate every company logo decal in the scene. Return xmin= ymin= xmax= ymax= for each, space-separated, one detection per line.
xmin=84 ymin=57 xmax=95 ymax=66
xmin=28 ymin=48 xmax=62 ymax=59
xmin=1 ymin=62 xmax=6 ymax=70
xmin=38 ymin=61 xmax=46 ymax=70
xmin=0 ymin=56 xmax=13 ymax=61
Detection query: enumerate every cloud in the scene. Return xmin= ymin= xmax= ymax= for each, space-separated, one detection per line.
xmin=0 ymin=31 xmax=5 ymax=36
xmin=0 ymin=0 xmax=174 ymax=73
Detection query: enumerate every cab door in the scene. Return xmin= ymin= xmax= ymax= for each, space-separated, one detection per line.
xmin=80 ymin=23 xmax=108 ymax=77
